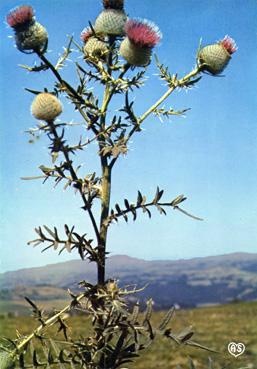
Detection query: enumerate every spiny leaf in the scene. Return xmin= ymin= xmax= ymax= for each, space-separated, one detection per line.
xmin=25 ymin=88 xmax=43 ymax=95
xmin=0 ymin=351 xmax=15 ymax=369
xmin=24 ymin=297 xmax=39 ymax=311
xmin=171 ymin=194 xmax=187 ymax=206
xmin=143 ymin=298 xmax=153 ymax=325
xmin=142 ymin=206 xmax=151 ymax=218
xmin=208 ymin=358 xmax=214 ymax=369
xmin=175 ymin=206 xmax=203 ymax=221
xmin=153 ymin=187 xmax=164 ymax=204
xmin=50 ymin=339 xmax=66 ymax=369
xmin=47 ymin=349 xmax=54 ymax=365
xmin=188 ymin=358 xmax=196 ymax=369
xmin=124 ymin=199 xmax=130 ymax=210
xmin=137 ymin=191 xmax=143 ymax=206
xmin=184 ymin=75 xmax=202 ymax=87
xmin=33 ymin=350 xmax=41 ymax=367
xmin=21 ymin=175 xmax=46 ymax=180
xmin=185 ymin=340 xmax=217 ymax=353
xmin=158 ymin=307 xmax=175 ymax=332
xmin=43 ymin=225 xmax=56 ymax=238
xmin=130 ymin=302 xmax=139 ymax=324
xmin=177 ymin=326 xmax=194 ymax=342
xmin=19 ymin=353 xmax=25 ymax=369
xmin=144 ymin=319 xmax=155 ymax=340
xmin=65 ymin=241 xmax=72 ymax=253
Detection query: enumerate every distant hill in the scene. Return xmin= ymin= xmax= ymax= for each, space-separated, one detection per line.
xmin=0 ymin=253 xmax=257 ymax=309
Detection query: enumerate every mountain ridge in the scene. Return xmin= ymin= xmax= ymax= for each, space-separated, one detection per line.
xmin=1 ymin=252 xmax=257 ymax=309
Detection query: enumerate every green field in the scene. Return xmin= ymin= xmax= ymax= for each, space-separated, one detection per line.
xmin=0 ymin=301 xmax=256 ymax=369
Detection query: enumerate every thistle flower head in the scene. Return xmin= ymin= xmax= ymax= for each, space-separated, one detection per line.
xmin=197 ymin=35 xmax=237 ymax=75
xmin=81 ymin=27 xmax=93 ymax=43
xmin=125 ymin=19 xmax=162 ymax=48
xmin=6 ymin=5 xmax=34 ymax=28
xmin=103 ymin=0 xmax=124 ymax=10
xmin=219 ymin=35 xmax=237 ymax=55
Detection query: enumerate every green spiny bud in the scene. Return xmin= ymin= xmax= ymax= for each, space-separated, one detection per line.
xmin=81 ymin=28 xmax=108 ymax=60
xmin=94 ymin=9 xmax=127 ymax=36
xmin=84 ymin=37 xmax=108 ymax=60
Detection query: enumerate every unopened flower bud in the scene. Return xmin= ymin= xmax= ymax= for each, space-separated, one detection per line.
xmin=94 ymin=9 xmax=127 ymax=36
xmin=120 ymin=19 xmax=162 ymax=66
xmin=0 ymin=352 xmax=15 ymax=369
xmin=197 ymin=36 xmax=237 ymax=75
xmin=6 ymin=5 xmax=48 ymax=54
xmin=103 ymin=0 xmax=124 ymax=10
xmin=81 ymin=28 xmax=108 ymax=60
xmin=31 ymin=93 xmax=63 ymax=122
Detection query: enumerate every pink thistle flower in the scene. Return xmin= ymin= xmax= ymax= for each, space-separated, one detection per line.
xmin=125 ymin=19 xmax=162 ymax=48
xmin=220 ymin=35 xmax=237 ymax=54
xmin=6 ymin=5 xmax=34 ymax=28
xmin=81 ymin=27 xmax=93 ymax=43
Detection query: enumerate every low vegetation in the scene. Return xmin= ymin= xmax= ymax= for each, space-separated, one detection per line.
xmin=1 ymin=301 xmax=256 ymax=368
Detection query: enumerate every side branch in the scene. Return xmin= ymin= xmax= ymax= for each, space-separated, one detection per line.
xmin=104 ymin=188 xmax=203 ymax=227
xmin=16 ymin=292 xmax=86 ymax=353
xmin=133 ymin=66 xmax=201 ymax=137
xmin=48 ymin=121 xmax=100 ymax=244
xmin=35 ymin=51 xmax=99 ymax=131
xmin=110 ymin=65 xmax=202 ymax=168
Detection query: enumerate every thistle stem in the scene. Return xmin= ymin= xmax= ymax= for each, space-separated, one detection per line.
xmin=97 ymin=37 xmax=116 ymax=285
xmin=98 ymin=160 xmax=111 ymax=284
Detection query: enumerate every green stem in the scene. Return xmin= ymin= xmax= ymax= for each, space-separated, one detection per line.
xmin=97 ymin=37 xmax=116 ymax=285
xmin=98 ymin=159 xmax=111 ymax=285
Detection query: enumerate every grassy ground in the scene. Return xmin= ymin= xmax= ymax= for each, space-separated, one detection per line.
xmin=0 ymin=301 xmax=256 ymax=369
xmin=0 ymin=299 xmax=69 ymax=316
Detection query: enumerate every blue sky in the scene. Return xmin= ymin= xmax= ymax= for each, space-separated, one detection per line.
xmin=0 ymin=0 xmax=257 ymax=272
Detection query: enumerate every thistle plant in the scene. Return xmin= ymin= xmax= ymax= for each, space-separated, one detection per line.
xmin=2 ymin=1 xmax=237 ymax=368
